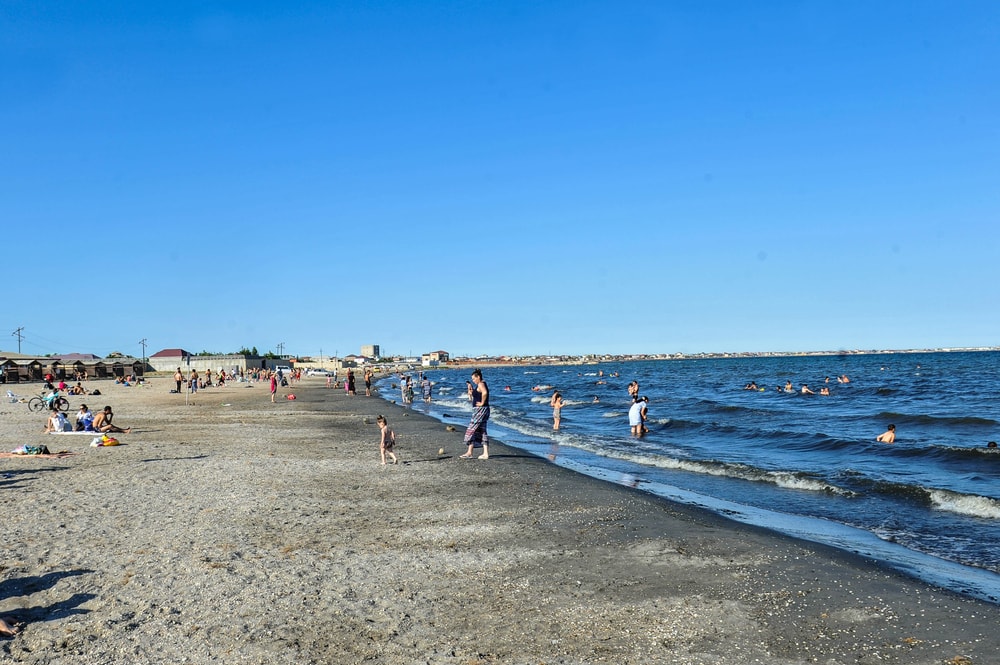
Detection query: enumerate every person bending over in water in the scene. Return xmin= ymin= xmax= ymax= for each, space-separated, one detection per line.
xmin=877 ymin=424 xmax=896 ymax=444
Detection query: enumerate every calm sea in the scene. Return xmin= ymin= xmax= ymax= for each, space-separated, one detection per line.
xmin=381 ymin=351 xmax=1000 ymax=603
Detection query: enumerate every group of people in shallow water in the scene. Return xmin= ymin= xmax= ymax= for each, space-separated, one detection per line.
xmin=741 ymin=374 xmax=903 ymax=443
xmin=743 ymin=375 xmax=849 ymax=396
xmin=543 ymin=377 xmax=650 ymax=437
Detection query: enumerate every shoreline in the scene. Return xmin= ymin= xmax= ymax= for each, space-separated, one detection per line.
xmin=2 ymin=377 xmax=999 ymax=663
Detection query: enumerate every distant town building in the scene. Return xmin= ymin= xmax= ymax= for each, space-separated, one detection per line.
xmin=361 ymin=344 xmax=380 ymax=359
xmin=421 ymin=350 xmax=450 ymax=366
xmin=148 ymin=348 xmax=274 ymax=373
xmin=343 ymin=354 xmax=375 ymax=367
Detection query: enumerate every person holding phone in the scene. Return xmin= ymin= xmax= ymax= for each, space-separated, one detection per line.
xmin=460 ymin=369 xmax=490 ymax=459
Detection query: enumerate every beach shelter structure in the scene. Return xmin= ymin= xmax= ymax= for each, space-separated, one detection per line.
xmin=109 ymin=359 xmax=145 ymax=378
xmin=84 ymin=360 xmax=108 ymax=379
xmin=2 ymin=359 xmax=43 ymax=383
xmin=48 ymin=359 xmax=66 ymax=380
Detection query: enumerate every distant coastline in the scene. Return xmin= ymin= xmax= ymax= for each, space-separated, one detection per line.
xmin=435 ymin=346 xmax=1000 ymax=369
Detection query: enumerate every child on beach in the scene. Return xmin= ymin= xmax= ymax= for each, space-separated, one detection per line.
xmin=377 ymin=415 xmax=398 ymax=465
xmin=550 ymin=391 xmax=565 ymax=430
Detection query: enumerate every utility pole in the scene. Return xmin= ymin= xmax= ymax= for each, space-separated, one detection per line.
xmin=138 ymin=338 xmax=148 ymax=367
xmin=276 ymin=342 xmax=285 ymax=357
xmin=11 ymin=327 xmax=23 ymax=353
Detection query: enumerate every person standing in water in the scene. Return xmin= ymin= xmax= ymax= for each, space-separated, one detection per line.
xmin=550 ymin=391 xmax=565 ymax=431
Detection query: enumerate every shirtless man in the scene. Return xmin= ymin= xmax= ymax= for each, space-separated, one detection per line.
xmin=92 ymin=406 xmax=131 ymax=434
xmin=876 ymin=424 xmax=896 ymax=444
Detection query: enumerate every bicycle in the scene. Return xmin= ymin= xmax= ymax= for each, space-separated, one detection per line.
xmin=27 ymin=391 xmax=70 ymax=413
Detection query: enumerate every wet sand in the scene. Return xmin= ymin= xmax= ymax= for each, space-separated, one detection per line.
xmin=2 ymin=377 xmax=998 ymax=664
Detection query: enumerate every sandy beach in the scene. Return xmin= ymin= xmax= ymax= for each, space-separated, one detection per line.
xmin=1 ymin=376 xmax=998 ymax=664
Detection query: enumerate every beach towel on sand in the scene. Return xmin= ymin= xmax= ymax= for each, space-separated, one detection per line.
xmin=11 ymin=445 xmax=50 ymax=455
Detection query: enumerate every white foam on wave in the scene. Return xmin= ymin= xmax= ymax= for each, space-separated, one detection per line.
xmin=602 ymin=411 xmax=626 ymax=418
xmin=490 ymin=414 xmax=556 ymax=441
xmin=433 ymin=397 xmax=473 ymax=412
xmin=929 ymin=490 xmax=1000 ymax=519
xmin=604 ymin=451 xmax=854 ymax=496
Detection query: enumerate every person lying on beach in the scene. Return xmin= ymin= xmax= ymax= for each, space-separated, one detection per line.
xmin=92 ymin=406 xmax=131 ymax=434
xmin=1 ymin=445 xmax=76 ymax=458
xmin=877 ymin=424 xmax=896 ymax=444
xmin=0 ymin=616 xmax=23 ymax=637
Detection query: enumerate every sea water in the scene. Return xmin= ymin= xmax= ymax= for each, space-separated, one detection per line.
xmin=380 ymin=351 xmax=1000 ymax=603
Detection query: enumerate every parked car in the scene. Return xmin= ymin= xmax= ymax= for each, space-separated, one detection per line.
xmin=307 ymin=368 xmax=334 ymax=377
xmin=274 ymin=365 xmax=293 ymax=376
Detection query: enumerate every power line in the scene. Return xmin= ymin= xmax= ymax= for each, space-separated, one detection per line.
xmin=11 ymin=327 xmax=23 ymax=354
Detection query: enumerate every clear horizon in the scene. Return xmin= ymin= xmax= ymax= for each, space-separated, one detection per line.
xmin=3 ymin=344 xmax=999 ymax=363
xmin=4 ymin=3 xmax=997 ymax=359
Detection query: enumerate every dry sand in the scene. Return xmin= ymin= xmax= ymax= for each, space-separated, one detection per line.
xmin=2 ymin=376 xmax=998 ymax=664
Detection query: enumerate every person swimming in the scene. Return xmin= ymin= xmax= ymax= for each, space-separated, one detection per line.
xmin=877 ymin=424 xmax=896 ymax=444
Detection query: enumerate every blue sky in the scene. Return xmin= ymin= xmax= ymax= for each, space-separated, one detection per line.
xmin=2 ymin=1 xmax=998 ymax=359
